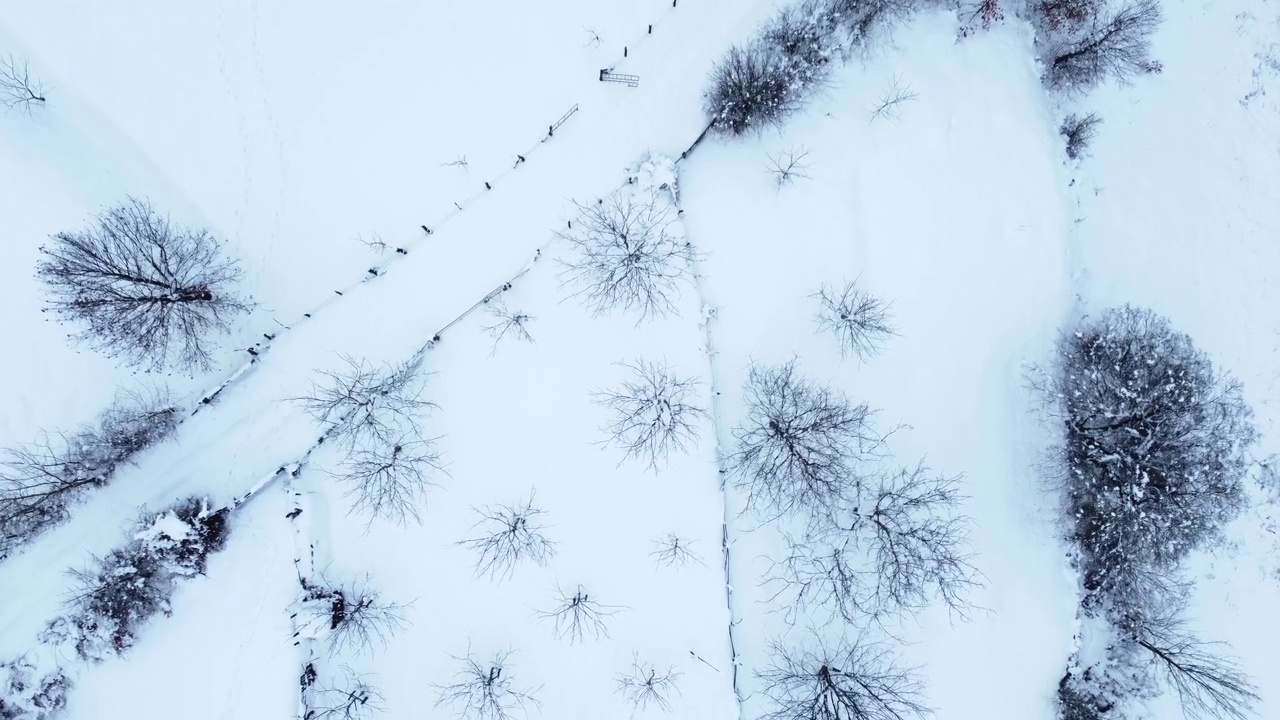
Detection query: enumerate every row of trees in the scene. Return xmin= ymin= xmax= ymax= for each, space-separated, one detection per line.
xmin=1034 ymin=306 xmax=1260 ymax=720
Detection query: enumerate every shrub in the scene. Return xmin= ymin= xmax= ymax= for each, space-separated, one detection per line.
xmin=1043 ymin=0 xmax=1163 ymax=93
xmin=813 ymin=280 xmax=895 ymax=361
xmin=1036 ymin=306 xmax=1256 ymax=600
xmin=0 ymin=657 xmax=68 ymax=720
xmin=1060 ymin=112 xmax=1103 ymax=159
xmin=757 ymin=634 xmax=928 ymax=720
xmin=36 ymin=198 xmax=250 ymax=371
xmin=705 ymin=43 xmax=805 ymax=136
xmin=593 ymin=360 xmax=707 ymax=471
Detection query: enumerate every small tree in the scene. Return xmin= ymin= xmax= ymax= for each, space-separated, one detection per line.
xmin=312 ymin=667 xmax=384 ymax=720
xmin=482 ymin=302 xmax=536 ymax=353
xmin=615 ymin=655 xmax=681 ymax=714
xmin=457 ymin=492 xmax=556 ymax=581
xmin=705 ymin=43 xmax=804 ymax=136
xmin=767 ymin=146 xmax=814 ymax=189
xmin=757 ymin=635 xmax=929 ymax=720
xmin=813 ymin=280 xmax=895 ymax=361
xmin=536 ymin=585 xmax=621 ymax=644
xmin=729 ymin=361 xmax=888 ymax=520
xmin=593 ymin=361 xmax=707 ymax=471
xmin=300 ymin=355 xmax=433 ymax=450
xmin=650 ymin=533 xmax=705 ymax=569
xmin=36 ymin=198 xmax=250 ymax=371
xmin=1060 ymin=112 xmax=1103 ymax=159
xmin=435 ymin=650 xmax=541 ymax=720
xmin=0 ymin=55 xmax=46 ymax=112
xmin=1 ymin=389 xmax=178 ymax=558
xmin=335 ymin=438 xmax=441 ymax=525
xmin=1043 ymin=0 xmax=1163 ymax=92
xmin=295 ymin=577 xmax=408 ymax=656
xmin=1035 ymin=306 xmax=1256 ymax=600
xmin=771 ymin=463 xmax=978 ymax=623
xmin=557 ymin=193 xmax=693 ymax=322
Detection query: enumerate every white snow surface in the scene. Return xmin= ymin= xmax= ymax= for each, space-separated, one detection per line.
xmin=1 ymin=0 xmax=1278 ymax=718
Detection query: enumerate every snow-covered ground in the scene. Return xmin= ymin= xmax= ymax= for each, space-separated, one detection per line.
xmin=2 ymin=0 xmax=1278 ymax=717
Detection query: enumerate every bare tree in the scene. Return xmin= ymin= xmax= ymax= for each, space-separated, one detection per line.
xmin=594 ymin=361 xmax=707 ymax=471
xmin=301 ymin=355 xmax=433 ymax=449
xmin=457 ymin=492 xmax=556 ymax=581
xmin=482 ymin=302 xmax=536 ymax=353
xmin=650 ymin=533 xmax=705 ymax=569
xmin=615 ymin=655 xmax=681 ymax=714
xmin=771 ymin=464 xmax=978 ymax=623
xmin=813 ymin=280 xmax=895 ymax=361
xmin=757 ymin=635 xmax=929 ymax=720
xmin=869 ymin=76 xmax=919 ymax=122
xmin=1 ymin=55 xmax=46 ymax=112
xmin=296 ymin=576 xmax=408 ymax=656
xmin=435 ymin=650 xmax=541 ymax=720
xmin=1060 ymin=112 xmax=1103 ymax=159
xmin=335 ymin=437 xmax=441 ymax=525
xmin=1 ymin=389 xmax=177 ymax=558
xmin=557 ymin=193 xmax=694 ymax=322
xmin=729 ymin=361 xmax=889 ymax=520
xmin=312 ymin=667 xmax=385 ymax=720
xmin=1044 ymin=0 xmax=1163 ymax=92
xmin=536 ymin=585 xmax=620 ymax=644
xmin=356 ymin=233 xmax=390 ymax=256
xmin=36 ymin=198 xmax=250 ymax=371
xmin=767 ymin=147 xmax=814 ymax=189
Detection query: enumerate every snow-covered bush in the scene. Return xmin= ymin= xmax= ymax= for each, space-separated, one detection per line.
xmin=757 ymin=634 xmax=928 ymax=720
xmin=1036 ymin=306 xmax=1256 ymax=600
xmin=1060 ymin=112 xmax=1103 ymax=159
xmin=557 ymin=192 xmax=694 ymax=322
xmin=46 ymin=497 xmax=229 ymax=661
xmin=36 ymin=197 xmax=250 ymax=371
xmin=1041 ymin=0 xmax=1163 ymax=93
xmin=0 ymin=657 xmax=68 ymax=720
xmin=729 ymin=361 xmax=887 ymax=520
xmin=294 ymin=577 xmax=407 ymax=656
xmin=705 ymin=43 xmax=807 ymax=136
xmin=1 ymin=390 xmax=178 ymax=559
xmin=593 ymin=360 xmax=707 ymax=471
xmin=771 ymin=463 xmax=978 ymax=623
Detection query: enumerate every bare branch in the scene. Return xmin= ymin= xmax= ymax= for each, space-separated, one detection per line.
xmin=456 ymin=492 xmax=556 ymax=581
xmin=1 ymin=55 xmax=47 ymax=112
xmin=869 ymin=76 xmax=918 ymax=123
xmin=767 ymin=147 xmax=813 ymax=189
xmin=650 ymin=533 xmax=706 ymax=569
xmin=482 ymin=302 xmax=536 ymax=354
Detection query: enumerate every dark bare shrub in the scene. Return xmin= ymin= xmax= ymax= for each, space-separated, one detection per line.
xmin=296 ymin=577 xmax=408 ymax=656
xmin=594 ymin=360 xmax=707 ymax=471
xmin=1061 ymin=112 xmax=1103 ymax=159
xmin=536 ymin=585 xmax=621 ymax=644
xmin=615 ymin=655 xmax=681 ymax=714
xmin=36 ymin=198 xmax=250 ymax=371
xmin=457 ymin=492 xmax=556 ymax=581
xmin=813 ymin=280 xmax=895 ymax=361
xmin=705 ymin=44 xmax=804 ymax=136
xmin=300 ymin=355 xmax=433 ymax=451
xmin=0 ymin=55 xmax=46 ymax=112
xmin=435 ymin=650 xmax=541 ymax=720
xmin=312 ymin=667 xmax=384 ymax=720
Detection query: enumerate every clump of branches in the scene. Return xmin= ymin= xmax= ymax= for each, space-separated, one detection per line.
xmin=435 ymin=650 xmax=542 ymax=720
xmin=1042 ymin=0 xmax=1164 ymax=93
xmin=705 ymin=43 xmax=807 ymax=136
xmin=1060 ymin=112 xmax=1103 ymax=159
xmin=482 ymin=302 xmax=536 ymax=353
xmin=1033 ymin=305 xmax=1256 ymax=600
xmin=728 ymin=361 xmax=888 ymax=520
xmin=767 ymin=147 xmax=814 ymax=189
xmin=1 ymin=55 xmax=46 ymax=112
xmin=771 ymin=463 xmax=978 ymax=623
xmin=813 ymin=280 xmax=895 ymax=361
xmin=295 ymin=576 xmax=408 ymax=656
xmin=757 ymin=634 xmax=929 ymax=720
xmin=615 ymin=655 xmax=681 ymax=714
xmin=1033 ymin=0 xmax=1104 ymax=36
xmin=650 ymin=533 xmax=705 ymax=569
xmin=36 ymin=197 xmax=250 ymax=371
xmin=312 ymin=667 xmax=385 ymax=720
xmin=456 ymin=492 xmax=556 ymax=581
xmin=45 ymin=497 xmax=230 ymax=661
xmin=536 ymin=585 xmax=621 ymax=644
xmin=593 ymin=361 xmax=707 ymax=471
xmin=1 ymin=389 xmax=178 ymax=559
xmin=868 ymin=76 xmax=918 ymax=122
xmin=335 ymin=438 xmax=442 ymax=525
xmin=557 ymin=193 xmax=693 ymax=322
